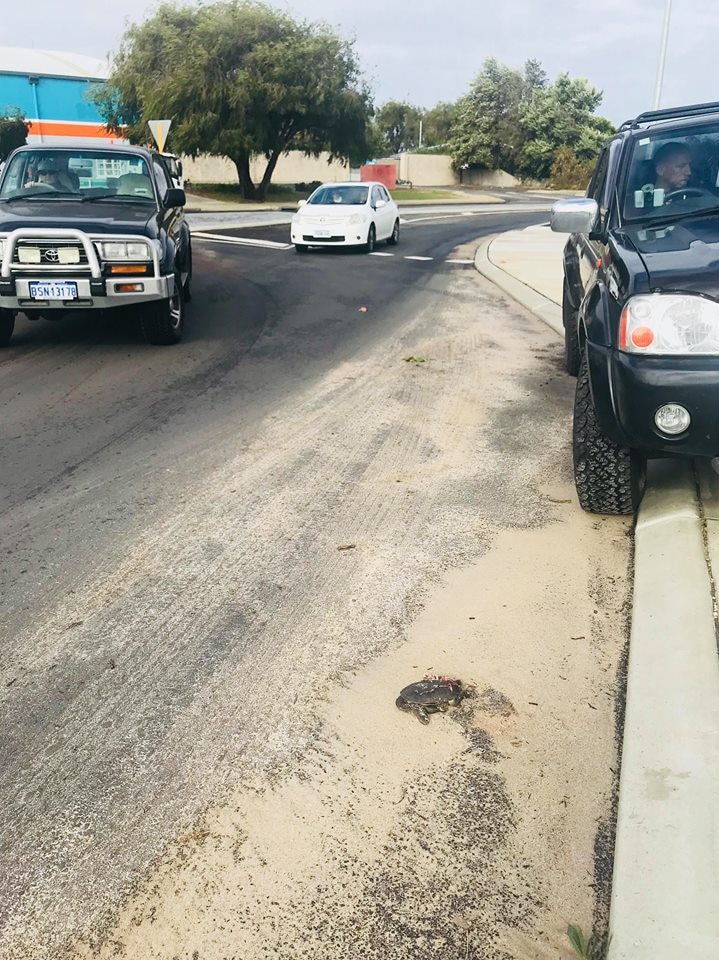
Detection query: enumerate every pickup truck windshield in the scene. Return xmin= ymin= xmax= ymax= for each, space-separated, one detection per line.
xmin=0 ymin=150 xmax=156 ymax=203
xmin=622 ymin=121 xmax=719 ymax=223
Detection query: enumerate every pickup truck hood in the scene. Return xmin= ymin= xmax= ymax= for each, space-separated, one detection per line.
xmin=0 ymin=199 xmax=156 ymax=236
xmin=623 ymin=214 xmax=719 ymax=298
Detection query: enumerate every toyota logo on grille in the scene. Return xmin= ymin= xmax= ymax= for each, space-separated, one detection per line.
xmin=44 ymin=249 xmax=59 ymax=262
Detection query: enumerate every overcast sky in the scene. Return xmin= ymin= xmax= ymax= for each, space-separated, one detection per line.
xmin=2 ymin=0 xmax=715 ymax=125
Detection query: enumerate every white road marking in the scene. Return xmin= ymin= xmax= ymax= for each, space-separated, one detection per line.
xmin=193 ymin=231 xmax=292 ymax=249
xmin=404 ymin=256 xmax=434 ymax=261
xmin=370 ymin=252 xmax=395 ymax=257
xmin=446 ymin=258 xmax=475 ymax=264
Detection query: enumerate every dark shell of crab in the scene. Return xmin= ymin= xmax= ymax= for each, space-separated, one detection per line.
xmin=396 ymin=677 xmax=466 ymax=708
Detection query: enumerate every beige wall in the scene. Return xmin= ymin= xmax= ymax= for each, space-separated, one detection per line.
xmin=462 ymin=167 xmax=519 ymax=188
xmin=180 ymin=149 xmax=519 ymax=190
xmin=375 ymin=153 xmax=519 ymax=188
xmin=180 ymin=151 xmax=350 ymax=185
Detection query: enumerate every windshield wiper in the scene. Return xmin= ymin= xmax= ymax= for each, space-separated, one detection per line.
xmin=0 ymin=191 xmax=79 ymax=202
xmin=82 ymin=193 xmax=153 ymax=202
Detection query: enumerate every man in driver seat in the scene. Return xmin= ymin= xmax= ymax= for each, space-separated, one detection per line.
xmin=652 ymin=142 xmax=693 ymax=193
xmin=33 ymin=157 xmax=77 ymax=192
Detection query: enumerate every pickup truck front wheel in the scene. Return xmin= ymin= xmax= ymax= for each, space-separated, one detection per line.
xmin=573 ymin=352 xmax=645 ymax=515
xmin=140 ymin=272 xmax=184 ymax=345
xmin=0 ymin=309 xmax=15 ymax=347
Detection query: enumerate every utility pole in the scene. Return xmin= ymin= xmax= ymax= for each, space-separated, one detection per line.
xmin=418 ymin=119 xmax=423 ymax=149
xmin=653 ymin=0 xmax=673 ymax=109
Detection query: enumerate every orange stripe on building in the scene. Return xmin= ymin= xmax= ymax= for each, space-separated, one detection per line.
xmin=29 ymin=120 xmax=120 ymax=139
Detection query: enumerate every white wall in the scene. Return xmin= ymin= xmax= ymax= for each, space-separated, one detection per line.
xmin=181 ymin=151 xmax=350 ymax=185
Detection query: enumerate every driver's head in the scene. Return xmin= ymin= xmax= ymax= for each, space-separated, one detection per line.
xmin=36 ymin=157 xmax=64 ymax=185
xmin=654 ymin=143 xmax=692 ymax=190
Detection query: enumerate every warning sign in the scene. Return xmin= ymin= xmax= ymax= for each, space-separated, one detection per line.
xmin=147 ymin=119 xmax=172 ymax=153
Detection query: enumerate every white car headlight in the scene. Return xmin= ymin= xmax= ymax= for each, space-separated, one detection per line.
xmin=349 ymin=213 xmax=366 ymax=224
xmin=96 ymin=240 xmax=152 ymax=261
xmin=620 ymin=294 xmax=719 ymax=355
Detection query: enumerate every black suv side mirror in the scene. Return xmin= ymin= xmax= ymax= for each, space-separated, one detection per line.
xmin=164 ymin=187 xmax=186 ymax=208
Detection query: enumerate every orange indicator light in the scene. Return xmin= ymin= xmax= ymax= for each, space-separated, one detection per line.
xmin=631 ymin=326 xmax=655 ymax=348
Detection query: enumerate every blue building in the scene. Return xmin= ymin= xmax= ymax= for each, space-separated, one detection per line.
xmin=0 ymin=47 xmax=123 ymax=145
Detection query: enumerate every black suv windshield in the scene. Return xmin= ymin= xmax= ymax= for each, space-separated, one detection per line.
xmin=622 ymin=120 xmax=719 ymax=223
xmin=0 ymin=150 xmax=156 ymax=203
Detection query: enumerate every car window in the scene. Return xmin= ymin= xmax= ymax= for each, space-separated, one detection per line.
xmin=371 ymin=186 xmax=382 ymax=205
xmin=0 ymin=150 xmax=155 ymax=202
xmin=587 ymin=148 xmax=610 ymax=203
xmin=380 ymin=186 xmax=391 ymax=202
xmin=621 ymin=119 xmax=719 ymax=223
xmin=152 ymin=157 xmax=173 ymax=196
xmin=308 ymin=185 xmax=368 ymax=205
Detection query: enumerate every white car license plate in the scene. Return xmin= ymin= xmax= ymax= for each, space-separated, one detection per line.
xmin=313 ymin=230 xmax=331 ymax=238
xmin=29 ymin=281 xmax=78 ymax=301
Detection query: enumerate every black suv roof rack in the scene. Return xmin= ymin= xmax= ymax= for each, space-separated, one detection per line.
xmin=619 ymin=101 xmax=719 ymax=132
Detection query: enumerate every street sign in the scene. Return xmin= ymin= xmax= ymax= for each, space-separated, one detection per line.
xmin=147 ymin=119 xmax=172 ymax=153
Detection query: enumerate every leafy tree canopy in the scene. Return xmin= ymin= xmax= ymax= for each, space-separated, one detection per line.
xmin=94 ymin=1 xmax=374 ymax=199
xmin=372 ymin=100 xmax=423 ymax=154
xmin=0 ymin=109 xmax=29 ymax=161
xmin=447 ymin=57 xmax=613 ymax=179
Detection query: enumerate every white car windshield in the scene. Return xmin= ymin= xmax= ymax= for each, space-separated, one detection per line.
xmin=0 ymin=150 xmax=155 ymax=202
xmin=309 ymin=185 xmax=368 ymax=206
xmin=622 ymin=121 xmax=719 ymax=223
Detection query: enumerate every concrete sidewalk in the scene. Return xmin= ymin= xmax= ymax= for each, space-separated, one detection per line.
xmin=475 ymin=225 xmax=719 ymax=958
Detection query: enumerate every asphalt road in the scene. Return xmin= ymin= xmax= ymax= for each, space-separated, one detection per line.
xmin=0 ymin=205 xmax=629 ymax=958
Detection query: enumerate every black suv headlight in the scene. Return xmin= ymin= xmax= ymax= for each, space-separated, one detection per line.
xmin=620 ymin=294 xmax=719 ymax=355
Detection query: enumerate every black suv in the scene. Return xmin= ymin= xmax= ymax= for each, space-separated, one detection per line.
xmin=552 ymin=101 xmax=719 ymax=514
xmin=0 ymin=143 xmax=192 ymax=346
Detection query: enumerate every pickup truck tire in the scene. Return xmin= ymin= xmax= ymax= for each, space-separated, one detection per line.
xmin=140 ymin=271 xmax=184 ymax=345
xmin=573 ymin=352 xmax=645 ymax=515
xmin=0 ymin=309 xmax=14 ymax=347
xmin=563 ymin=278 xmax=581 ymax=376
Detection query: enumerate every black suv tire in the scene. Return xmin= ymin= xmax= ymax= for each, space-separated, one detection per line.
xmin=140 ymin=270 xmax=184 ymax=345
xmin=573 ymin=352 xmax=646 ymax=515
xmin=0 ymin=309 xmax=14 ymax=347
xmin=562 ymin=279 xmax=581 ymax=376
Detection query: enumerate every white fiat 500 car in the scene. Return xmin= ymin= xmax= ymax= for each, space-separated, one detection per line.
xmin=290 ymin=181 xmax=400 ymax=254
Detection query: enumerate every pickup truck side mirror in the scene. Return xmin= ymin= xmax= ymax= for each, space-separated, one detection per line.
xmin=164 ymin=187 xmax=186 ymax=208
xmin=550 ymin=198 xmax=599 ymax=235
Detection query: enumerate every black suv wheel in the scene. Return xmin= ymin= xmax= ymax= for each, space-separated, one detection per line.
xmin=573 ymin=352 xmax=646 ymax=515
xmin=562 ymin=279 xmax=581 ymax=376
xmin=140 ymin=270 xmax=184 ymax=345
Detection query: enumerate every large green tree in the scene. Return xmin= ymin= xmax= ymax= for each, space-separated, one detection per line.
xmin=447 ymin=58 xmax=612 ymax=180
xmin=518 ymin=74 xmax=615 ymax=179
xmin=420 ymin=101 xmax=458 ymax=149
xmin=94 ymin=1 xmax=374 ymax=199
xmin=449 ymin=58 xmax=546 ymax=173
xmin=0 ymin=110 xmax=29 ymax=161
xmin=372 ymin=100 xmax=423 ymax=154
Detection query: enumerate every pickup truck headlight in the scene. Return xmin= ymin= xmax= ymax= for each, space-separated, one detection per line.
xmin=96 ymin=240 xmax=152 ymax=261
xmin=619 ymin=294 xmax=719 ymax=355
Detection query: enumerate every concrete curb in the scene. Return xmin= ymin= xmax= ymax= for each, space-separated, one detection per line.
xmin=473 ymin=234 xmax=563 ymax=336
xmin=608 ymin=460 xmax=719 ymax=959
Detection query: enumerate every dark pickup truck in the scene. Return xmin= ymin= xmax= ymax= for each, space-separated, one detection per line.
xmin=0 ymin=143 xmax=192 ymax=346
xmin=551 ymin=101 xmax=719 ymax=514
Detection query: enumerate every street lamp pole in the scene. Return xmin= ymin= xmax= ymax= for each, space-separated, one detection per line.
xmin=653 ymin=0 xmax=673 ymax=109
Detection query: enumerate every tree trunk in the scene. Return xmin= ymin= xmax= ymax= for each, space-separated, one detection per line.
xmin=233 ymin=154 xmax=257 ymax=200
xmin=255 ymin=149 xmax=283 ymax=202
